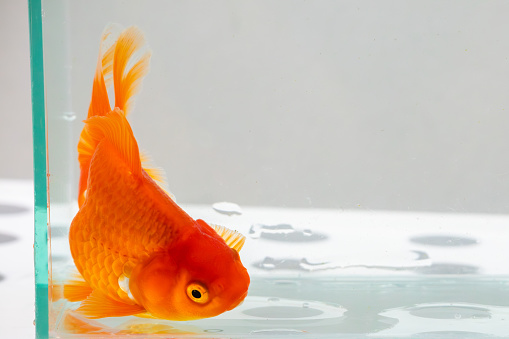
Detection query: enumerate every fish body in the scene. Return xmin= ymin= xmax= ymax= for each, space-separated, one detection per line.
xmin=67 ymin=26 xmax=249 ymax=320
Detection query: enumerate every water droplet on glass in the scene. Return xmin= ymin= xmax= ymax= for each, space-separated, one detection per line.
xmin=261 ymin=262 xmax=276 ymax=270
xmin=63 ymin=112 xmax=76 ymax=121
xmin=249 ymin=223 xmax=327 ymax=242
xmin=212 ymin=202 xmax=242 ymax=216
xmin=255 ymin=256 xmax=335 ymax=272
xmin=302 ymin=302 xmax=310 ymax=308
xmin=249 ymin=223 xmax=294 ymax=239
xmin=410 ymin=235 xmax=478 ymax=247
xmin=249 ymin=224 xmax=262 ymax=239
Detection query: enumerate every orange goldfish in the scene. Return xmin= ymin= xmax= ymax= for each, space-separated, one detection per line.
xmin=66 ymin=25 xmax=250 ymax=320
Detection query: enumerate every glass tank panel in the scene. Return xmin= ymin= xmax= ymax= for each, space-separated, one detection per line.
xmin=31 ymin=1 xmax=509 ymax=338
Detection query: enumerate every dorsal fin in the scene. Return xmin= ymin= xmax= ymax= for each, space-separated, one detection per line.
xmin=211 ymin=224 xmax=246 ymax=252
xmin=84 ymin=109 xmax=142 ymax=177
xmin=77 ymin=27 xmax=117 ymax=206
xmin=77 ymin=25 xmax=151 ymax=207
xmin=140 ymin=151 xmax=176 ymax=201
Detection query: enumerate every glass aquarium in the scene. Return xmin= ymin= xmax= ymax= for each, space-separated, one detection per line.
xmin=31 ymin=0 xmax=509 ymax=338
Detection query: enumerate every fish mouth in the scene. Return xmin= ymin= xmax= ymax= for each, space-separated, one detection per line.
xmin=228 ymin=290 xmax=248 ymax=311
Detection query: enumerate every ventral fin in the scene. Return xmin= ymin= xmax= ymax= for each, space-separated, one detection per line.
xmin=211 ymin=224 xmax=246 ymax=252
xmin=76 ymin=290 xmax=145 ymax=319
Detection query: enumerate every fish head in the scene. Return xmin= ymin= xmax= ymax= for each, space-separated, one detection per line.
xmin=130 ymin=229 xmax=250 ymax=320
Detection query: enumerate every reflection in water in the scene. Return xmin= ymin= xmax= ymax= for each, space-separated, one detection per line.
xmin=415 ymin=263 xmax=479 ymax=275
xmin=409 ymin=305 xmax=491 ymax=319
xmin=249 ymin=223 xmax=327 ymax=242
xmin=413 ymin=331 xmax=493 ymax=338
xmin=60 ymin=310 xmax=200 ymax=335
xmin=122 ymin=322 xmax=196 ymax=335
xmin=410 ymin=235 xmax=478 ymax=247
xmin=250 ymin=329 xmax=306 ymax=335
xmin=61 ymin=310 xmax=113 ymax=335
xmin=212 ymin=202 xmax=242 ymax=215
xmin=0 ymin=204 xmax=29 ymax=214
xmin=378 ymin=303 xmax=508 ymax=337
xmin=244 ymin=306 xmax=323 ymax=318
xmin=237 ymin=296 xmax=346 ymax=321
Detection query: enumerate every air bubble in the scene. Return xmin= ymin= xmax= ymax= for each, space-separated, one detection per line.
xmin=63 ymin=112 xmax=76 ymax=121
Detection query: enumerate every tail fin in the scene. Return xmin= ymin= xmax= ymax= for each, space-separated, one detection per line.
xmin=113 ymin=28 xmax=152 ymax=115
xmin=77 ymin=26 xmax=151 ymax=207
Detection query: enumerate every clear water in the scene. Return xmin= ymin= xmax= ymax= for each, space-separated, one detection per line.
xmin=49 ymin=278 xmax=509 ymax=338
xmin=33 ymin=0 xmax=509 ymax=337
xmin=47 ymin=204 xmax=509 ymax=337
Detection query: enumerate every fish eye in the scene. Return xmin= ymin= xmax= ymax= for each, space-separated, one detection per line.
xmin=186 ymin=282 xmax=209 ymax=304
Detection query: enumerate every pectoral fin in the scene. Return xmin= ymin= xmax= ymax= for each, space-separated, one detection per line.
xmin=211 ymin=224 xmax=246 ymax=252
xmin=77 ymin=290 xmax=145 ymax=319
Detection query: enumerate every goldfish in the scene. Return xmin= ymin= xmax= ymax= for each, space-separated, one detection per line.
xmin=64 ymin=25 xmax=250 ymax=321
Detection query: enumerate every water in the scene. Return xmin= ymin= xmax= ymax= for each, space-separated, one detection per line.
xmin=51 ymin=278 xmax=509 ymax=337
xmin=33 ymin=0 xmax=509 ymax=337
xmin=46 ymin=205 xmax=509 ymax=337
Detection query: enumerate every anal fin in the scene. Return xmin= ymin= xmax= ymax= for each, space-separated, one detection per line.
xmin=64 ymin=279 xmax=94 ymax=302
xmin=53 ymin=273 xmax=93 ymax=302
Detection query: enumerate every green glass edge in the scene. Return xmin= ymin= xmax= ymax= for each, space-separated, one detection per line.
xmin=28 ymin=0 xmax=49 ymax=338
